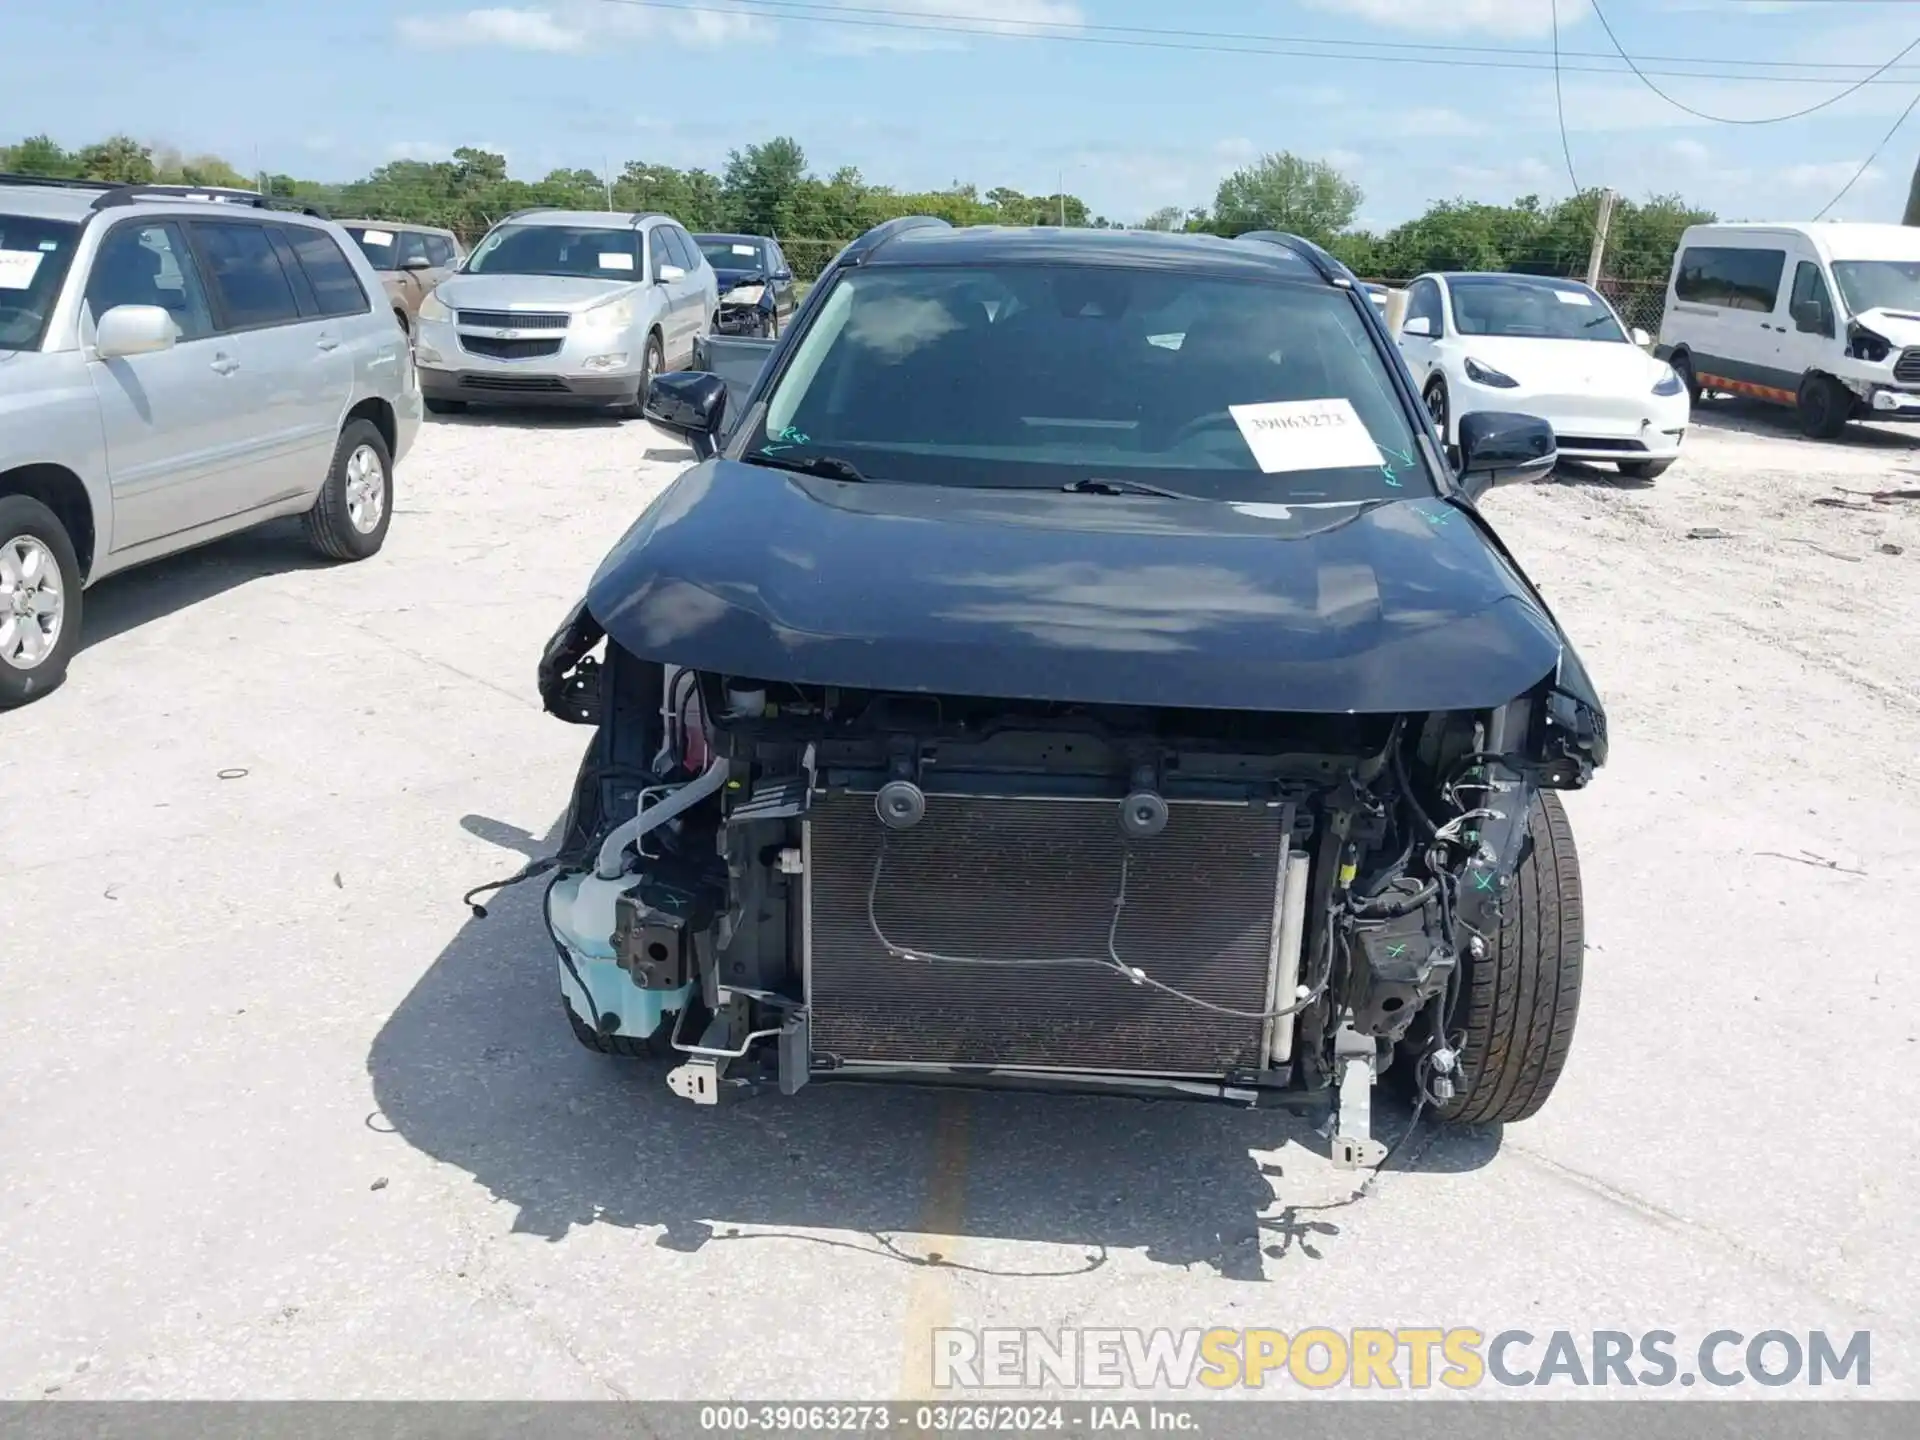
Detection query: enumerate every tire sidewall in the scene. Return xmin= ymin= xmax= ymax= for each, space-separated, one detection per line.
xmin=0 ymin=494 xmax=83 ymax=709
xmin=325 ymin=420 xmax=394 ymax=560
xmin=1423 ymin=377 xmax=1449 ymax=440
xmin=1798 ymin=374 xmax=1849 ymax=439
xmin=1671 ymin=350 xmax=1700 ymax=407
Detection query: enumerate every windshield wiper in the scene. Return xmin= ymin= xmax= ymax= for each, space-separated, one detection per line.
xmin=1063 ymin=477 xmax=1197 ymax=500
xmin=745 ymin=451 xmax=870 ymax=483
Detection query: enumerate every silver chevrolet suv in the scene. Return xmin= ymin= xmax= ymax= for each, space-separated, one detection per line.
xmin=413 ymin=208 xmax=718 ymax=416
xmin=0 ymin=174 xmax=420 ymax=709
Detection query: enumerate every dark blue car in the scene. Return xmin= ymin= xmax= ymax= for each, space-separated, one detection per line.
xmin=693 ymin=232 xmax=797 ymax=338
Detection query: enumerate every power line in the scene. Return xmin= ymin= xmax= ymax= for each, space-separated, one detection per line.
xmin=585 ymin=0 xmax=1920 ymax=85
xmin=1588 ymin=0 xmax=1920 ymax=122
xmin=1552 ymin=0 xmax=1580 ymax=194
xmin=1812 ymin=86 xmax=1920 ymax=218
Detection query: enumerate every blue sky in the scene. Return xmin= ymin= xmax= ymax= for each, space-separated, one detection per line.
xmin=6 ymin=0 xmax=1918 ymax=228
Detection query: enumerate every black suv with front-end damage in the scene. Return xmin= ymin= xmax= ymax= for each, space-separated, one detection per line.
xmin=528 ymin=219 xmax=1605 ymax=1165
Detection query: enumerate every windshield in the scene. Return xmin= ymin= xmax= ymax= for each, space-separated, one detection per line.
xmin=463 ymin=224 xmax=639 ymax=279
xmin=1832 ymin=259 xmax=1920 ymax=317
xmin=745 ymin=264 xmax=1431 ymax=502
xmin=700 ymin=238 xmax=763 ymax=271
xmin=0 ymin=215 xmax=81 ymax=352
xmin=1447 ymin=275 xmax=1627 ymax=342
xmin=343 ymin=225 xmax=403 ymax=270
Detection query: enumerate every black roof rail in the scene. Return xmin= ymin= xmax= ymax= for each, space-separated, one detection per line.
xmin=1233 ymin=230 xmax=1353 ymax=285
xmin=841 ymin=215 xmax=952 ymax=266
xmin=0 ymin=172 xmax=120 ymax=193
xmin=87 ymin=183 xmax=328 ymax=218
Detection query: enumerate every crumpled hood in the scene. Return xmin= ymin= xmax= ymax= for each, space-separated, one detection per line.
xmin=431 ymin=272 xmax=636 ymax=312
xmin=584 ymin=460 xmax=1568 ymax=715
xmin=1852 ymin=306 xmax=1920 ymax=345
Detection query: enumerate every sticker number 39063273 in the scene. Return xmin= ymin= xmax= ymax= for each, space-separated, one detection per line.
xmin=1228 ymin=398 xmax=1384 ymax=473
xmin=0 ymin=249 xmax=46 ymax=290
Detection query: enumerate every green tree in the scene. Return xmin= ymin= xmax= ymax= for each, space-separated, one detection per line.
xmin=76 ymin=134 xmax=155 ymax=183
xmin=3 ymin=134 xmax=80 ymax=177
xmin=1139 ymin=205 xmax=1184 ymax=232
xmin=1206 ymin=152 xmax=1361 ymax=245
xmin=723 ymin=136 xmax=809 ymax=235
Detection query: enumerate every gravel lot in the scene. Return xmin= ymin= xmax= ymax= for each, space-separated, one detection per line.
xmin=3 ymin=399 xmax=1917 ymax=1399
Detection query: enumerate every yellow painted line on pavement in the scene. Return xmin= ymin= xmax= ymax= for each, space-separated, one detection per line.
xmin=898 ymin=1092 xmax=973 ymax=1401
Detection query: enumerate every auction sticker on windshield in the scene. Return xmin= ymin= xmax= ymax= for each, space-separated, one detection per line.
xmin=1554 ymin=290 xmax=1595 ymax=305
xmin=0 ymin=249 xmax=45 ymax=289
xmin=361 ymin=229 xmax=394 ymax=246
xmin=599 ymin=252 xmax=635 ymax=270
xmin=1229 ymin=398 xmax=1383 ymax=473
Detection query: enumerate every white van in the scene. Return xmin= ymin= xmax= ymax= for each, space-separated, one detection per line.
xmin=1656 ymin=222 xmax=1920 ymax=438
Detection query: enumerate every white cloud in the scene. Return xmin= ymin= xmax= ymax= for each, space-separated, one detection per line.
xmin=386 ymin=140 xmax=454 ymax=161
xmin=1667 ymin=137 xmax=1712 ymax=167
xmin=398 ymin=3 xmax=771 ymax=53
xmin=1778 ymin=160 xmax=1882 ymax=193
xmin=400 ymin=8 xmax=582 ymax=51
xmin=1305 ymin=0 xmax=1589 ymax=39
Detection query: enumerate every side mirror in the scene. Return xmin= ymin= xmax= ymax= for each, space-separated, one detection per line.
xmin=403 ymin=255 xmax=433 ymax=271
xmin=645 ymin=371 xmax=728 ymax=459
xmin=656 ymin=263 xmax=687 ymax=283
xmin=1630 ymin=326 xmax=1651 ymax=348
xmin=94 ymin=304 xmax=177 ymax=359
xmin=1401 ymin=315 xmax=1432 ymax=338
xmin=1457 ymin=410 xmax=1557 ymax=499
xmin=1791 ymin=300 xmax=1827 ymax=335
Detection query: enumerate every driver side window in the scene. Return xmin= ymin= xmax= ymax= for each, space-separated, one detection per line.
xmin=86 ymin=220 xmax=214 ymax=343
xmin=1404 ymin=279 xmax=1442 ymax=335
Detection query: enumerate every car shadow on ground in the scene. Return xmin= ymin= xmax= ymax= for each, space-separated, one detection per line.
xmin=367 ymin=814 xmax=1501 ymax=1281
xmin=79 ymin=519 xmax=331 ymax=652
xmin=1693 ymin=396 xmax=1920 ymax=452
xmin=1541 ymin=460 xmax=1657 ymax=491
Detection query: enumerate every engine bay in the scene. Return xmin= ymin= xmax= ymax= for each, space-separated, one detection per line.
xmin=530 ymin=612 xmax=1604 ymax=1162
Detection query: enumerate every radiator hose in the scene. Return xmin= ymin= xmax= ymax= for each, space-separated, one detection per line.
xmin=594 ymin=756 xmax=730 ymax=879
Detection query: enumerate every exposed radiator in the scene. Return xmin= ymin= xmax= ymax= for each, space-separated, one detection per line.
xmin=804 ymin=791 xmax=1291 ymax=1077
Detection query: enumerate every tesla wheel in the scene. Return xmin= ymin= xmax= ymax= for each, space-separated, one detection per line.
xmin=302 ymin=419 xmax=393 ymax=562
xmin=1423 ymin=377 xmax=1449 ymax=434
xmin=1671 ymin=350 xmax=1700 ymax=407
xmin=0 ymin=495 xmax=83 ymax=710
xmin=1617 ymin=459 xmax=1672 ymax=481
xmin=1797 ymin=373 xmax=1853 ymax=440
xmin=1437 ymin=791 xmax=1584 ymax=1127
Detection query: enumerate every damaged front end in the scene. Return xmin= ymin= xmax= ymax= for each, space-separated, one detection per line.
xmin=533 ymin=590 xmax=1604 ymax=1156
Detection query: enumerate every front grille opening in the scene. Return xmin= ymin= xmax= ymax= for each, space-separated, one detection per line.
xmin=461 ymin=335 xmax=564 ymax=360
xmin=1556 ymin=436 xmax=1648 ymax=453
xmin=459 ymin=373 xmax=570 ymax=392
xmin=457 ymin=309 xmax=570 ymax=331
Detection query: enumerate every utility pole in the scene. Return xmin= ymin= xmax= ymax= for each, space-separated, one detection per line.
xmin=1585 ymin=187 xmax=1618 ymax=288
xmin=1058 ymin=168 xmax=1066 ymax=227
xmin=1904 ymin=154 xmax=1920 ymax=227
xmin=604 ymin=156 xmax=614 ymax=211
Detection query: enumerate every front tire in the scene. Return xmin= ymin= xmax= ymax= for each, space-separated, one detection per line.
xmin=0 ymin=495 xmax=83 ymax=710
xmin=1617 ymin=459 xmax=1672 ymax=481
xmin=302 ymin=419 xmax=394 ymax=562
xmin=1797 ymin=373 xmax=1853 ymax=440
xmin=1438 ymin=791 xmax=1584 ymax=1127
xmin=615 ymin=331 xmax=666 ymax=420
xmin=1671 ymin=350 xmax=1700 ymax=407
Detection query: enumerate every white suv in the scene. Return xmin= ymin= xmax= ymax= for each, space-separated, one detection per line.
xmin=0 ymin=174 xmax=420 ymax=708
xmin=413 ymin=209 xmax=718 ymax=417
